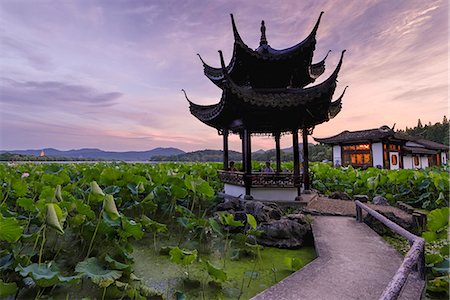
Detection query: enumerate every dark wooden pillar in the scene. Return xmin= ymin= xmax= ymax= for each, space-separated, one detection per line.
xmin=302 ymin=128 xmax=310 ymax=191
xmin=243 ymin=129 xmax=252 ymax=199
xmin=292 ymin=129 xmax=301 ymax=197
xmin=223 ymin=129 xmax=229 ymax=170
xmin=275 ymin=132 xmax=281 ymax=172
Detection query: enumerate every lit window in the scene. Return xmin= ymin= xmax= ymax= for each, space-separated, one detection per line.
xmin=356 ymin=144 xmax=370 ymax=150
xmin=391 ymin=155 xmax=397 ymax=166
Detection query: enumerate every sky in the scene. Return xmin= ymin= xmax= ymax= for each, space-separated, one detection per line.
xmin=0 ymin=0 xmax=448 ymax=152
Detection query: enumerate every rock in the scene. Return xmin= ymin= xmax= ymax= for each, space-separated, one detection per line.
xmin=372 ymin=196 xmax=389 ymax=206
xmin=243 ymin=201 xmax=282 ymax=223
xmin=257 ymin=217 xmax=311 ymax=249
xmin=285 ymin=213 xmax=310 ymax=224
xmin=354 ymin=195 xmax=369 ymax=203
xmin=215 ymin=197 xmax=242 ymax=212
xmin=329 ymin=191 xmax=352 ymax=200
xmin=214 ymin=198 xmax=312 ymax=249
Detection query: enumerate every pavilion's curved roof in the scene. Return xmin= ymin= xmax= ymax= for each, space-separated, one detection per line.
xmin=186 ymin=50 xmax=346 ymax=133
xmin=198 ymin=12 xmax=325 ymax=89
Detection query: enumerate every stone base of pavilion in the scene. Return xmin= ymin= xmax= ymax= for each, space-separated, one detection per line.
xmin=218 ymin=170 xmax=317 ymax=204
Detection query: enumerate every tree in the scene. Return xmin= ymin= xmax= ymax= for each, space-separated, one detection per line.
xmin=417 ymin=119 xmax=423 ymax=128
xmin=443 ymin=115 xmax=448 ymax=124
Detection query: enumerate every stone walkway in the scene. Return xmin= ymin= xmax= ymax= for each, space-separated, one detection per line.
xmin=252 ymin=216 xmax=424 ymax=300
xmin=306 ymin=196 xmax=413 ymax=222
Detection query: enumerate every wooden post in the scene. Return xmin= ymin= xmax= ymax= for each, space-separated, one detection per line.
xmin=418 ymin=242 xmax=425 ymax=280
xmin=223 ymin=129 xmax=229 ymax=170
xmin=292 ymin=129 xmax=301 ymax=197
xmin=356 ymin=204 xmax=362 ymax=222
xmin=275 ymin=132 xmax=281 ymax=172
xmin=243 ymin=129 xmax=252 ymax=199
xmin=302 ymin=128 xmax=310 ymax=191
xmin=241 ymin=132 xmax=245 ymax=171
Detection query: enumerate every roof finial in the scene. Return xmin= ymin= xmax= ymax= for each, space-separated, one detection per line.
xmin=313 ymin=11 xmax=324 ymax=34
xmin=196 ymin=53 xmax=206 ymax=65
xmin=260 ymin=20 xmax=267 ymax=46
xmin=181 ymin=89 xmax=192 ymax=104
xmin=230 ymin=14 xmax=243 ymax=43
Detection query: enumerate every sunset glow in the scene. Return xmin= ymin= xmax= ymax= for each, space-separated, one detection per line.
xmin=0 ymin=0 xmax=447 ymax=151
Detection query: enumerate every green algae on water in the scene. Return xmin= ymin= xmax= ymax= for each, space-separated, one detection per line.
xmin=132 ymin=237 xmax=317 ymax=299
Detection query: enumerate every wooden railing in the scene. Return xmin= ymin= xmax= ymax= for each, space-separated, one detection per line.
xmin=217 ymin=170 xmax=302 ymax=187
xmin=355 ymin=201 xmax=425 ymax=300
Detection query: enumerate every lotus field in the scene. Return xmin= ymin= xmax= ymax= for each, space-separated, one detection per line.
xmin=0 ymin=162 xmax=448 ymax=299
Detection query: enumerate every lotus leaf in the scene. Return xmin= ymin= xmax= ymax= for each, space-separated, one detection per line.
xmin=0 ymin=215 xmax=23 ymax=243
xmin=0 ymin=280 xmax=17 ymax=298
xmin=45 ymin=203 xmax=64 ymax=234
xmin=105 ymin=255 xmax=131 ymax=271
xmin=169 ymin=247 xmax=197 ymax=266
xmin=120 ymin=217 xmax=144 ymax=240
xmin=246 ymin=214 xmax=257 ymax=229
xmin=433 ymin=258 xmax=450 ymax=274
xmin=17 ymin=197 xmax=35 ymax=212
xmin=75 ymin=257 xmax=122 ymax=288
xmin=219 ymin=212 xmax=244 ymax=227
xmin=284 ymin=257 xmax=303 ymax=271
xmin=427 ymin=207 xmax=449 ymax=233
xmin=55 ymin=185 xmax=63 ymax=202
xmin=16 ymin=262 xmax=79 ymax=287
xmin=103 ymin=194 xmax=120 ymax=220
xmin=206 ymin=260 xmax=227 ymax=282
xmin=90 ymin=181 xmax=105 ymax=196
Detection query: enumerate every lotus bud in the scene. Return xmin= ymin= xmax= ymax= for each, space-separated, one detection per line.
xmin=90 ymin=181 xmax=105 ymax=196
xmin=103 ymin=194 xmax=120 ymax=219
xmin=55 ymin=185 xmax=63 ymax=202
xmin=46 ymin=204 xmax=64 ymax=234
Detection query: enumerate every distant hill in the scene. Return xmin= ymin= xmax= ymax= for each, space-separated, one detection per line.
xmin=152 ymin=144 xmax=331 ymax=162
xmin=152 ymin=149 xmax=242 ymax=162
xmin=0 ymin=147 xmax=185 ymax=161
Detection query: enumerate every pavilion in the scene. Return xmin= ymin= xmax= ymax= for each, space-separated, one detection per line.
xmin=184 ymin=12 xmax=347 ymax=201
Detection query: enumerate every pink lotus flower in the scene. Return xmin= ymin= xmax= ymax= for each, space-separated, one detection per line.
xmin=21 ymin=172 xmax=30 ymax=178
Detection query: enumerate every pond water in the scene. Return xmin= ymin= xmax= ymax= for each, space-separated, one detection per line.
xmin=131 ymin=236 xmax=317 ymax=299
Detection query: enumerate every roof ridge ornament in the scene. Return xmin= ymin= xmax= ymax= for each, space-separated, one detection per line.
xmin=196 ymin=53 xmax=206 ymax=65
xmin=330 ymin=50 xmax=346 ymax=78
xmin=230 ymin=14 xmax=243 ymax=44
xmin=260 ymin=20 xmax=268 ymax=46
xmin=181 ymin=89 xmax=193 ymax=105
xmin=312 ymin=11 xmax=324 ymax=35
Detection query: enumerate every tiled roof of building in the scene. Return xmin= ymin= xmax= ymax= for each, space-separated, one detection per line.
xmin=314 ymin=126 xmax=449 ymax=151
xmin=314 ymin=126 xmax=394 ymax=144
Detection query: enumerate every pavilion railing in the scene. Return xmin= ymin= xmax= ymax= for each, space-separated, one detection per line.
xmin=217 ymin=170 xmax=302 ymax=187
xmin=355 ymin=201 xmax=426 ymax=300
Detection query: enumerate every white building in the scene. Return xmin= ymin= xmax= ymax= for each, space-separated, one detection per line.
xmin=315 ymin=126 xmax=449 ymax=170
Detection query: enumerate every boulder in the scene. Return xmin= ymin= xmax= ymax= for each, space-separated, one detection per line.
xmin=329 ymin=191 xmax=352 ymax=200
xmin=372 ymin=196 xmax=389 ymax=206
xmin=214 ymin=198 xmax=312 ymax=249
xmin=354 ymin=195 xmax=369 ymax=203
xmin=244 ymin=201 xmax=282 ymax=223
xmin=257 ymin=217 xmax=311 ymax=249
xmin=215 ymin=197 xmax=242 ymax=212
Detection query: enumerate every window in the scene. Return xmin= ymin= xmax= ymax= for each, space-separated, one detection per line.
xmin=413 ymin=156 xmax=420 ymax=166
xmin=389 ymin=144 xmax=400 ymax=151
xmin=342 ymin=144 xmax=372 ymax=167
